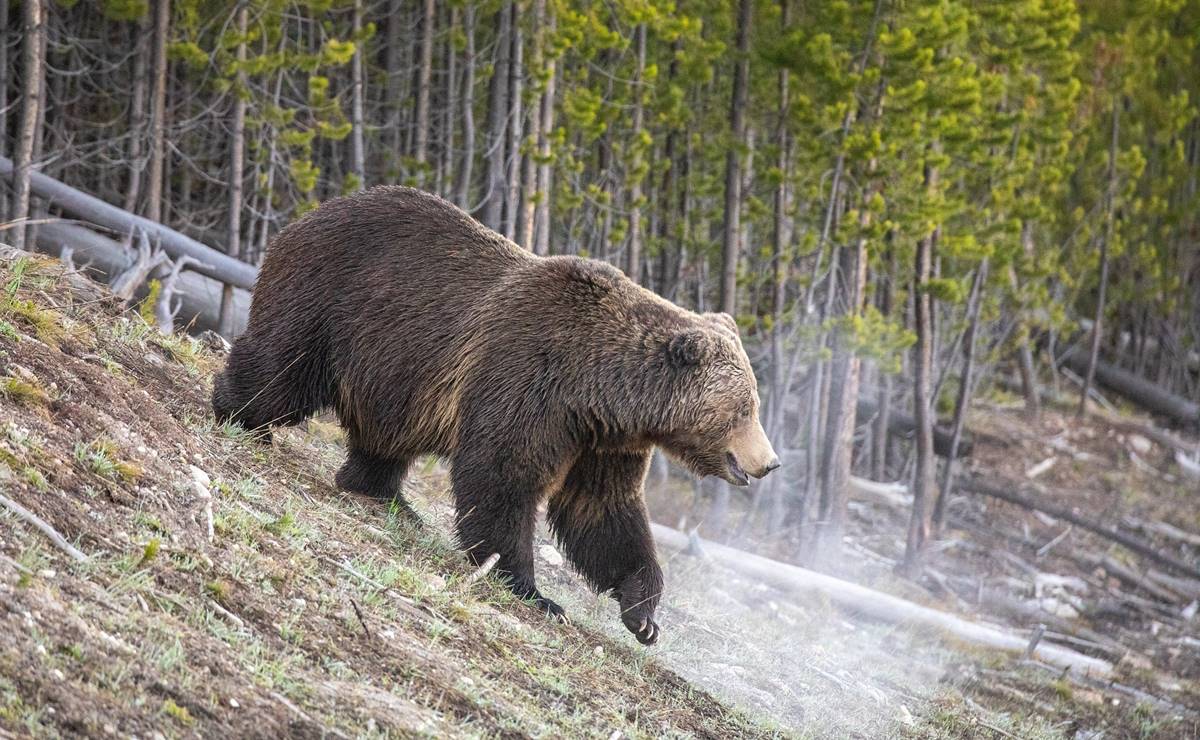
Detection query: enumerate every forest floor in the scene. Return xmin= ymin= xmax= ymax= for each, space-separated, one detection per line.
xmin=1 ymin=250 xmax=1198 ymax=738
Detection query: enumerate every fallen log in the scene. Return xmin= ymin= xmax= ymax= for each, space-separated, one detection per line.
xmin=0 ymin=156 xmax=258 ymax=290
xmin=650 ymin=522 xmax=1112 ymax=677
xmin=1059 ymin=346 xmax=1200 ymax=429
xmin=34 ymin=221 xmax=250 ymax=335
xmin=855 ymin=397 xmax=974 ymax=458
xmin=959 ymin=476 xmax=1200 ymax=582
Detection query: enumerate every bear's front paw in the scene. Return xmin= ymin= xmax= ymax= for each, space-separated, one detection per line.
xmin=528 ymin=593 xmax=570 ymax=624
xmin=615 ymin=569 xmax=662 ymax=645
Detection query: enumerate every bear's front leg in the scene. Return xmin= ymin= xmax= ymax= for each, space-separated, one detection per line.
xmin=548 ymin=449 xmax=664 ymax=644
xmin=450 ymin=457 xmax=567 ymax=622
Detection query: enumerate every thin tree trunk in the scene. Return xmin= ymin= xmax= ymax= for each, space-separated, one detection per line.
xmin=625 ymin=22 xmax=648 ymax=282
xmin=768 ymin=0 xmax=791 ymax=449
xmin=456 ymin=4 xmax=476 ymax=209
xmin=719 ymin=0 xmax=752 ymax=315
xmin=413 ymin=0 xmax=434 ymax=176
xmin=123 ymin=24 xmax=149 ymax=213
xmin=504 ymin=2 xmax=523 ymax=240
xmin=933 ymin=259 xmax=988 ymax=533
xmin=903 ymin=157 xmax=940 ymax=574
xmin=386 ymin=0 xmax=406 ymax=167
xmin=9 ymin=0 xmax=43 ymax=252
xmin=219 ymin=4 xmax=249 ymax=337
xmin=144 ymin=0 xmax=170 ymax=223
xmin=872 ymin=246 xmax=896 ymax=480
xmin=481 ymin=4 xmax=510 ymax=230
xmin=350 ymin=0 xmax=366 ymax=185
xmin=442 ymin=5 xmax=458 ymax=199
xmin=1080 ymin=101 xmax=1120 ymax=418
xmin=517 ymin=0 xmax=546 ymax=250
xmin=533 ymin=35 xmax=557 ymax=256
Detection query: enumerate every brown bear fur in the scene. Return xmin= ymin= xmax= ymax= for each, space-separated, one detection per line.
xmin=213 ymin=186 xmax=778 ymax=643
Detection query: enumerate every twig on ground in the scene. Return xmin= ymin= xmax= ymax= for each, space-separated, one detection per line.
xmin=349 ymin=597 xmax=371 ymax=639
xmin=0 ymin=553 xmax=34 ymax=575
xmin=208 ymin=599 xmax=245 ymax=630
xmin=463 ymin=552 xmax=500 ymax=587
xmin=0 ymin=492 xmax=88 ymax=562
xmin=1036 ymin=526 xmax=1073 ymax=559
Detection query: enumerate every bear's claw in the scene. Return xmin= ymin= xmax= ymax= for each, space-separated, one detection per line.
xmin=632 ymin=618 xmax=659 ymax=645
xmin=530 ymin=594 xmax=569 ymax=624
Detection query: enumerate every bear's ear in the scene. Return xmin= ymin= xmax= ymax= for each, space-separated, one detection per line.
xmin=666 ymin=330 xmax=711 ymax=367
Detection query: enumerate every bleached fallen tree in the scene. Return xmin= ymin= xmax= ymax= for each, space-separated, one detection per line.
xmin=34 ymin=221 xmax=250 ymax=336
xmin=0 ymin=155 xmax=258 ymax=291
xmin=651 ymin=522 xmax=1113 ymax=677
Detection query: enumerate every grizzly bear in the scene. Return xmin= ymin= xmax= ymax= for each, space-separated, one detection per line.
xmin=213 ymin=186 xmax=779 ymax=644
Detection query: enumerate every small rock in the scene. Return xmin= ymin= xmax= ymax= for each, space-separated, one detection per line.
xmin=896 ymin=704 xmax=915 ymax=727
xmin=379 ymin=628 xmax=397 ymax=640
xmin=38 ymin=569 xmax=56 ymax=579
xmin=538 ymin=544 xmax=564 ymax=567
xmin=593 ymin=646 xmax=604 ymax=658
xmin=1128 ymin=434 xmax=1152 ymax=455
xmin=460 ymin=676 xmax=475 ymax=687
xmin=229 ymin=698 xmax=239 ymax=709
xmin=425 ymin=574 xmax=447 ymax=591
xmin=50 ymin=669 xmax=65 ymax=682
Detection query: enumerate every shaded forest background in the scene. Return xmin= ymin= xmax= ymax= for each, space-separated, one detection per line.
xmin=2 ymin=0 xmax=1199 ymax=571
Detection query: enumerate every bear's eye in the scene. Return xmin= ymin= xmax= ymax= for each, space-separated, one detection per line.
xmin=738 ymin=401 xmax=752 ymax=419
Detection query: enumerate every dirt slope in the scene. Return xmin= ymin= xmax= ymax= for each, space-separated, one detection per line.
xmin=0 ymin=251 xmax=781 ymax=739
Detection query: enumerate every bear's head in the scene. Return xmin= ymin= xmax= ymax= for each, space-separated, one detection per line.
xmin=657 ymin=312 xmax=780 ymax=486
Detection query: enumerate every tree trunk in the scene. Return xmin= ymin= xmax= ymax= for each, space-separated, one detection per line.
xmin=385 ymin=0 xmax=406 ymax=167
xmin=481 ymin=4 xmax=510 ymax=230
xmin=903 ymin=159 xmax=939 ymax=574
xmin=719 ymin=0 xmax=752 ymax=316
xmin=144 ymin=0 xmax=170 ymax=224
xmin=413 ymin=0 xmax=434 ymax=176
xmin=533 ymin=28 xmax=557 ymax=257
xmin=625 ymin=23 xmax=648 ymax=282
xmin=219 ymin=4 xmax=249 ymax=337
xmin=933 ymin=259 xmax=988 ymax=533
xmin=1080 ymin=101 xmax=1120 ymax=418
xmin=517 ymin=0 xmax=546 ymax=250
xmin=0 ymin=0 xmax=8 ymax=220
xmin=456 ymin=4 xmax=476 ymax=209
xmin=123 ymin=23 xmax=149 ymax=213
xmin=349 ymin=0 xmax=366 ymax=185
xmin=9 ymin=0 xmax=43 ymax=253
xmin=872 ymin=247 xmax=896 ymax=480
xmin=815 ymin=231 xmax=867 ymax=563
xmin=503 ymin=2 xmax=523 ymax=240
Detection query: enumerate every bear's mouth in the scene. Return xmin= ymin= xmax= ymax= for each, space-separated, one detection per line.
xmin=724 ymin=452 xmax=749 ymax=487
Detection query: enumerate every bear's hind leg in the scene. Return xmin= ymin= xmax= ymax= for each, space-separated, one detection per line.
xmin=335 ymin=446 xmax=421 ymax=522
xmin=548 ymin=449 xmax=663 ymax=644
xmin=450 ymin=459 xmax=565 ymax=621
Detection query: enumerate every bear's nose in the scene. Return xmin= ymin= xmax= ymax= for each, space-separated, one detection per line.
xmin=763 ymin=457 xmax=781 ymax=474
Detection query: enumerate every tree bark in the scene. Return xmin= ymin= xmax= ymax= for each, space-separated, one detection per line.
xmin=456 ymin=4 xmax=476 ymax=209
xmin=933 ymin=260 xmax=988 ymax=532
xmin=517 ymin=0 xmax=546 ymax=250
xmin=144 ymin=0 xmax=170 ymax=223
xmin=9 ymin=0 xmax=44 ymax=253
xmin=350 ymin=0 xmax=367 ymax=185
xmin=481 ymin=4 xmax=511 ymax=230
xmin=385 ymin=0 xmax=406 ymax=166
xmin=219 ymin=4 xmax=249 ymax=337
xmin=719 ymin=0 xmax=752 ymax=315
xmin=503 ymin=2 xmax=523 ymax=240
xmin=625 ymin=23 xmax=648 ymax=282
xmin=123 ymin=22 xmax=149 ymax=213
xmin=533 ymin=21 xmax=557 ymax=257
xmin=903 ymin=159 xmax=939 ymax=574
xmin=1080 ymin=101 xmax=1120 ymax=418
xmin=413 ymin=0 xmax=434 ymax=175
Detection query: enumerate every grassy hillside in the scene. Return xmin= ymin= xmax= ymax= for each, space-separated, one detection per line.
xmin=0 ymin=251 xmax=782 ymax=738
